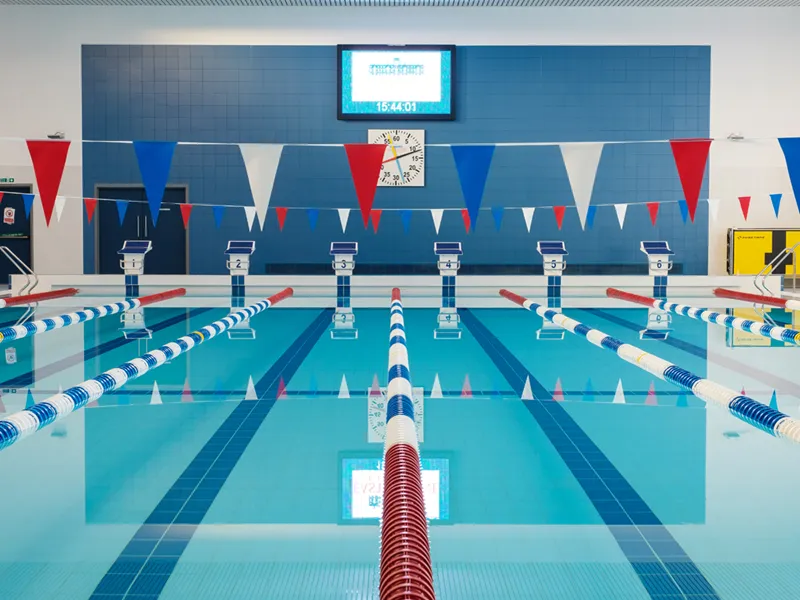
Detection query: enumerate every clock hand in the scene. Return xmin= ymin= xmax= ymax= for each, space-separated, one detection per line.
xmin=382 ymin=148 xmax=422 ymax=164
xmin=385 ymin=136 xmax=406 ymax=184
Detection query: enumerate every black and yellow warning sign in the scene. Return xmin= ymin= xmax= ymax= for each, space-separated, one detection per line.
xmin=727 ymin=229 xmax=800 ymax=275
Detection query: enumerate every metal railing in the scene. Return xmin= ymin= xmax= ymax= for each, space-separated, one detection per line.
xmin=754 ymin=242 xmax=800 ymax=297
xmin=0 ymin=246 xmax=38 ymax=296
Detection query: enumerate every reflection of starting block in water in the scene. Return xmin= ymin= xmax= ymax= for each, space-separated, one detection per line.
xmin=367 ymin=386 xmax=424 ymax=444
xmin=118 ymin=240 xmax=152 ymax=298
xmin=639 ymin=307 xmax=672 ymax=340
xmin=331 ymin=242 xmax=358 ymax=340
xmin=120 ymin=306 xmax=152 ymax=340
xmin=640 ymin=241 xmax=674 ymax=299
xmin=434 ymin=242 xmax=462 ymax=340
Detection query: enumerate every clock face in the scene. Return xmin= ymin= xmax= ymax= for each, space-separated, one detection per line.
xmin=368 ymin=129 xmax=425 ymax=187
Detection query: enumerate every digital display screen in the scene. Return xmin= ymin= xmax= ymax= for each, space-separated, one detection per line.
xmin=341 ymin=457 xmax=450 ymax=522
xmin=338 ymin=45 xmax=455 ymax=121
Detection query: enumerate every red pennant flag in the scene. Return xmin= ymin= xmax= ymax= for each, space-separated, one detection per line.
xmin=553 ymin=378 xmax=564 ymax=402
xmin=553 ymin=206 xmax=566 ymax=230
xmin=277 ymin=377 xmax=288 ymax=400
xmin=645 ymin=382 xmax=658 ymax=406
xmin=647 ymin=202 xmax=659 ymax=225
xmin=26 ymin=140 xmax=71 ymax=226
xmin=738 ymin=196 xmax=751 ymax=220
xmin=181 ymin=380 xmax=194 ymax=403
xmin=0 ymin=192 xmax=4 ymax=204
xmin=84 ymin=198 xmax=97 ymax=224
xmin=741 ymin=387 xmax=746 ymax=395
xmin=669 ymin=139 xmax=711 ymax=223
xmin=344 ymin=144 xmax=385 ymax=227
xmin=275 ymin=207 xmax=288 ymax=231
xmin=371 ymin=209 xmax=382 ymax=233
xmin=179 ymin=204 xmax=193 ymax=229
xmin=461 ymin=209 xmax=471 ymax=233
xmin=461 ymin=374 xmax=472 ymax=398
xmin=369 ymin=374 xmax=381 ymax=397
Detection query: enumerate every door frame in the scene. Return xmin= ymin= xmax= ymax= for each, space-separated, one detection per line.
xmin=0 ymin=183 xmax=34 ymax=277
xmin=93 ymin=183 xmax=191 ymax=275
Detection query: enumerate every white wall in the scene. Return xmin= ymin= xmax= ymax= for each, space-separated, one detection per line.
xmin=1 ymin=6 xmax=799 ymax=275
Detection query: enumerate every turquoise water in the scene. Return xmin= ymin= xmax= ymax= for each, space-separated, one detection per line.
xmin=0 ymin=301 xmax=798 ymax=599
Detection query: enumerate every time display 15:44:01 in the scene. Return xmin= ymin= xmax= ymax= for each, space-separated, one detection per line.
xmin=375 ymin=101 xmax=418 ymax=113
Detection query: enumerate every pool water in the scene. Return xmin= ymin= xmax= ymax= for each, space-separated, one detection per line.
xmin=1 ymin=299 xmax=799 ymax=599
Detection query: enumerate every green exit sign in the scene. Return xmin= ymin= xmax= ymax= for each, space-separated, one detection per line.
xmin=0 ymin=178 xmax=15 ymax=183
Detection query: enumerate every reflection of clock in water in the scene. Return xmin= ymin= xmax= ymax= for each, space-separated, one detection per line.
xmin=368 ymin=129 xmax=425 ymax=187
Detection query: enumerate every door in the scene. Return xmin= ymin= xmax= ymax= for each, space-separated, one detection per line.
xmin=97 ymin=186 xmax=188 ymax=275
xmin=0 ymin=184 xmax=33 ymax=286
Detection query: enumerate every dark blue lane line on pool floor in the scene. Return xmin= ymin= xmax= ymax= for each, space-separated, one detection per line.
xmin=89 ymin=308 xmax=333 ymax=600
xmin=460 ymin=309 xmax=720 ymax=600
xmin=0 ymin=308 xmax=213 ymax=389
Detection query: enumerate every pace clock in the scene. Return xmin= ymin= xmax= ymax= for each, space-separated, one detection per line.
xmin=368 ymin=129 xmax=425 ymax=187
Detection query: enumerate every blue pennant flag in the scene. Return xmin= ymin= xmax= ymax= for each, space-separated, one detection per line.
xmin=22 ymin=194 xmax=35 ymax=219
xmin=585 ymin=205 xmax=598 ymax=229
xmin=25 ymin=389 xmax=35 ymax=409
xmin=676 ymin=393 xmax=688 ymax=408
xmin=133 ymin=141 xmax=177 ymax=226
xmin=584 ymin=379 xmax=595 ymax=402
xmin=307 ymin=208 xmax=319 ymax=231
xmin=116 ymin=200 xmax=129 ymax=225
xmin=770 ymin=193 xmax=782 ymax=218
xmin=678 ymin=200 xmax=689 ymax=223
xmin=401 ymin=210 xmax=413 ymax=234
xmin=451 ymin=145 xmax=495 ymax=232
xmin=214 ymin=378 xmax=225 ymax=400
xmin=309 ymin=375 xmax=318 ymax=395
xmin=213 ymin=205 xmax=225 ymax=228
xmin=491 ymin=206 xmax=504 ymax=231
xmin=769 ymin=390 xmax=778 ymax=411
xmin=778 ymin=138 xmax=800 ymax=213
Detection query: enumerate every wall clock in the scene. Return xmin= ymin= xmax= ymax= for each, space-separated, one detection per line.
xmin=368 ymin=129 xmax=425 ymax=187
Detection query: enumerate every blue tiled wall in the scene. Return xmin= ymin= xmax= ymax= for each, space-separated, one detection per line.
xmin=82 ymin=45 xmax=710 ymax=274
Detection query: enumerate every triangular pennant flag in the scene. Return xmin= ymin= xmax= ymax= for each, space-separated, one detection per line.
xmin=401 ymin=210 xmax=412 ymax=234
xmin=213 ymin=205 xmax=225 ymax=228
xmin=491 ymin=206 xmax=504 ymax=231
xmin=245 ymin=376 xmax=258 ymax=401
xmin=275 ymin=207 xmax=288 ymax=231
xmin=307 ymin=208 xmax=319 ymax=231
xmin=741 ymin=386 xmax=746 ymax=395
xmin=669 ymin=139 xmax=712 ymax=222
xmin=371 ymin=209 xmax=382 ymax=233
xmin=451 ymin=145 xmax=495 ymax=231
xmin=84 ymin=198 xmax=98 ymax=224
xmin=707 ymin=198 xmax=720 ymax=221
xmin=0 ymin=192 xmax=3 ymax=204
xmin=584 ymin=379 xmax=595 ymax=402
xmin=58 ymin=385 xmax=63 ymax=395
xmin=22 ymin=194 xmax=34 ymax=219
xmin=614 ymin=204 xmax=627 ymax=229
xmin=645 ymin=382 xmax=658 ymax=406
xmin=769 ymin=390 xmax=778 ymax=410
xmin=553 ymin=206 xmax=566 ymax=230
xmin=461 ymin=208 xmax=471 ymax=233
xmin=778 ymin=138 xmax=800 ymax=213
xmin=214 ymin=378 xmax=225 ymax=398
xmin=54 ymin=195 xmax=66 ymax=223
xmin=676 ymin=393 xmax=688 ymax=408
xmin=431 ymin=374 xmax=443 ymax=399
xmin=244 ymin=206 xmax=256 ymax=232
xmin=309 ymin=375 xmax=318 ymax=395
xmin=116 ymin=199 xmax=129 ymax=225
xmin=338 ymin=375 xmax=350 ymax=399
xmin=0 ymin=393 xmax=5 ymax=414
xmin=25 ymin=389 xmax=35 ymax=409
xmin=277 ymin=377 xmax=288 ymax=400
xmin=646 ymin=202 xmax=659 ymax=226
xmin=461 ymin=374 xmax=472 ymax=398
xmin=431 ymin=209 xmax=444 ymax=234
xmin=370 ymin=374 xmax=382 ymax=397
xmin=770 ymin=193 xmax=783 ymax=218
xmin=613 ymin=379 xmax=625 ymax=404
xmin=150 ymin=382 xmax=163 ymax=405
xmin=521 ymin=376 xmax=533 ymax=400
xmin=26 ymin=140 xmax=70 ymax=226
xmin=553 ymin=378 xmax=564 ymax=402
xmin=585 ymin=205 xmax=597 ymax=230
xmin=678 ymin=200 xmax=689 ymax=224
xmin=738 ymin=196 xmax=751 ymax=220
xmin=179 ymin=204 xmax=193 ymax=229
xmin=181 ymin=380 xmax=194 ymax=403
xmin=133 ymin=141 xmax=177 ymax=226
xmin=337 ymin=208 xmax=350 ymax=233
xmin=344 ymin=144 xmax=386 ymax=227
xmin=521 ymin=208 xmax=535 ymax=232
xmin=239 ymin=143 xmax=284 ymax=230
xmin=559 ymin=142 xmax=604 ymax=229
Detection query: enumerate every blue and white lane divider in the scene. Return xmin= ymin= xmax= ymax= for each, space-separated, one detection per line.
xmin=608 ymin=287 xmax=800 ymax=345
xmin=386 ymin=287 xmax=418 ymax=450
xmin=0 ymin=287 xmax=186 ymax=344
xmin=500 ymin=289 xmax=800 ymax=444
xmin=0 ymin=288 xmax=293 ymax=451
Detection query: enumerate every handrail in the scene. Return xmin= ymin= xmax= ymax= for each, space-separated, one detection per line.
xmin=754 ymin=241 xmax=800 ymax=296
xmin=0 ymin=246 xmax=38 ymax=296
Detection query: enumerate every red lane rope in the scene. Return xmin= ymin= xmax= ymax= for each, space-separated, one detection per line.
xmin=712 ymin=287 xmax=787 ymax=308
xmin=606 ymin=287 xmax=657 ymax=307
xmin=499 ymin=288 xmax=526 ymax=307
xmin=136 ymin=287 xmax=187 ymax=307
xmin=267 ymin=287 xmax=294 ymax=305
xmin=1 ymin=288 xmax=80 ymax=307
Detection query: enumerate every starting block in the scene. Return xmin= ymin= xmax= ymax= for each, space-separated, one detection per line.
xmin=331 ymin=242 xmax=358 ymax=339
xmin=118 ymin=240 xmax=152 ymax=298
xmin=640 ymin=241 xmax=674 ymax=299
xmin=434 ymin=242 xmax=462 ymax=340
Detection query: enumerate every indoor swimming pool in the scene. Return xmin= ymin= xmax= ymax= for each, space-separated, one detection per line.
xmin=0 ymin=294 xmax=798 ymax=600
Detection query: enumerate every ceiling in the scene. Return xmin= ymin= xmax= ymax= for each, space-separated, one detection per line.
xmin=1 ymin=0 xmax=797 ymax=6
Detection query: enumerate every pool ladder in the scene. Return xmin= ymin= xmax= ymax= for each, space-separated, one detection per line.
xmin=0 ymin=246 xmax=39 ymax=325
xmin=754 ymin=242 xmax=800 ymax=297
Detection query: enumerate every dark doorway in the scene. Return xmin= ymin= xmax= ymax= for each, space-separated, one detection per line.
xmin=0 ymin=184 xmax=33 ymax=286
xmin=96 ymin=186 xmax=188 ymax=275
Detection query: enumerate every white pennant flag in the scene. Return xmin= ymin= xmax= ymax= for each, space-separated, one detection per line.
xmin=521 ymin=376 xmax=534 ymax=400
xmin=245 ymin=376 xmax=258 ymax=401
xmin=54 ymin=196 xmax=66 ymax=222
xmin=614 ymin=204 xmax=628 ymax=229
xmin=521 ymin=208 xmax=535 ymax=232
xmin=338 ymin=208 xmax=350 ymax=233
xmin=613 ymin=379 xmax=626 ymax=404
xmin=150 ymin=382 xmax=163 ymax=405
xmin=338 ymin=375 xmax=350 ymax=399
xmin=244 ymin=206 xmax=257 ymax=232
xmin=559 ymin=142 xmax=604 ymax=230
xmin=430 ymin=374 xmax=443 ymax=399
xmin=239 ymin=144 xmax=284 ymax=230
xmin=707 ymin=198 xmax=720 ymax=221
xmin=431 ymin=209 xmax=444 ymax=235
